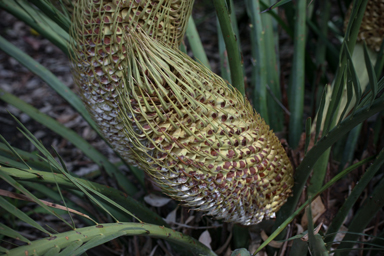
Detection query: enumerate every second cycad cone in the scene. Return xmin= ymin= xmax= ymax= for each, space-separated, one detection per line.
xmin=344 ymin=0 xmax=384 ymax=52
xmin=71 ymin=0 xmax=294 ymax=225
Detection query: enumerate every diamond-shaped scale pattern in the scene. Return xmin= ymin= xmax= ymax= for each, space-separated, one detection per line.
xmin=71 ymin=0 xmax=294 ymax=225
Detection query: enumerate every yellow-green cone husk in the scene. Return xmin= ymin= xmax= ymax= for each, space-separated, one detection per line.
xmin=71 ymin=0 xmax=294 ymax=225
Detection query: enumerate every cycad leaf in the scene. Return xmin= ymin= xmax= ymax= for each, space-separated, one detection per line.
xmin=329 ymin=239 xmax=384 ymax=248
xmin=362 ymin=229 xmax=384 ymax=254
xmin=4 ymin=223 xmax=215 ymax=256
xmin=344 ymin=45 xmax=362 ymax=115
xmin=324 ymin=66 xmax=346 ymax=132
xmin=186 ymin=16 xmax=210 ymax=69
xmin=212 ymin=0 xmax=245 ymax=95
xmin=287 ymin=0 xmax=306 ymax=147
xmin=246 ymin=0 xmax=269 ymax=123
xmin=217 ymin=18 xmax=231 ymax=83
xmin=1 ymin=93 xmax=137 ymax=195
xmin=338 ymin=64 xmax=354 ymax=124
xmin=321 ymin=0 xmax=370 ymax=134
xmin=325 ymin=231 xmax=384 ymax=240
xmin=0 ymin=170 xmax=74 ymax=229
xmin=331 ymin=248 xmax=384 ymax=254
xmin=0 ymin=196 xmax=51 ymax=236
xmin=43 ymin=246 xmax=61 ymax=256
xmin=0 ymin=223 xmax=31 ymax=244
xmin=315 ymin=85 xmax=328 ymax=143
xmin=304 ymin=117 xmax=311 ymax=154
xmin=0 ymin=30 xmax=145 ymax=187
xmin=0 ymin=142 xmax=53 ymax=172
xmin=363 ymin=41 xmax=378 ymax=106
xmin=2 ymin=117 xmax=141 ymax=223
xmin=1 ymin=166 xmax=166 ymax=226
xmin=57 ymin=240 xmax=83 ymax=256
xmin=290 ymin=97 xmax=384 ymax=218
xmin=312 ymin=234 xmax=328 ymax=255
xmin=28 ymin=0 xmax=71 ymax=32
xmin=307 ymin=19 xmax=339 ymax=59
xmin=260 ymin=0 xmax=292 ymax=13
xmin=0 ymin=0 xmax=69 ymax=54
xmin=49 ymin=148 xmax=140 ymax=223
xmin=231 ymin=248 xmax=251 ymax=256
xmin=289 ymin=239 xmax=308 ymax=256
xmin=262 ymin=1 xmax=284 ymax=132
xmin=0 ymin=153 xmax=31 ymax=170
xmin=259 ymin=0 xmax=293 ymax=37
xmin=0 ymin=35 xmax=99 ymax=144
xmin=307 ymin=199 xmax=328 ymax=255
xmin=374 ymin=39 xmax=384 ymax=76
xmin=47 ymin=154 xmax=77 ymax=227
xmin=0 ymin=135 xmax=31 ymax=170
xmin=334 ymin=176 xmax=384 ymax=255
xmin=20 ymin=181 xmax=95 ymax=225
xmin=306 ymin=196 xmax=316 ymax=252
xmin=71 ymin=231 xmax=126 ymax=255
xmin=357 ymin=76 xmax=384 ymax=109
xmin=255 ymin=156 xmax=374 ymax=253
xmin=324 ymin=148 xmax=384 ymax=247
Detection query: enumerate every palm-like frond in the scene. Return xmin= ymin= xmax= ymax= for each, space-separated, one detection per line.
xmin=0 ymin=119 xmax=214 ymax=256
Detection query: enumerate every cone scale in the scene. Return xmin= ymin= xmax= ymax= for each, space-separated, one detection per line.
xmin=71 ymin=0 xmax=294 ymax=225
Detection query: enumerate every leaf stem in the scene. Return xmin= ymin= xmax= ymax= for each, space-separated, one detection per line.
xmin=212 ymin=0 xmax=245 ymax=96
xmin=288 ymin=0 xmax=307 ymax=148
xmin=186 ymin=16 xmax=211 ymax=69
xmin=246 ymin=0 xmax=269 ymax=123
xmin=3 ymin=222 xmax=216 ymax=256
xmin=273 ymin=96 xmax=384 ymax=241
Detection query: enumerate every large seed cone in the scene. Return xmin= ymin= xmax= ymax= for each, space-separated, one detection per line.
xmin=319 ymin=0 xmax=384 ymax=131
xmin=344 ymin=0 xmax=384 ymax=51
xmin=70 ymin=0 xmax=194 ymax=165
xmin=71 ymin=0 xmax=294 ymax=225
xmin=120 ymin=30 xmax=293 ymax=225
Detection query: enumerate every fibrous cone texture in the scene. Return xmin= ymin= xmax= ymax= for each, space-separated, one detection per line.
xmin=71 ymin=0 xmax=194 ymax=165
xmin=344 ymin=0 xmax=384 ymax=51
xmin=71 ymin=0 xmax=294 ymax=225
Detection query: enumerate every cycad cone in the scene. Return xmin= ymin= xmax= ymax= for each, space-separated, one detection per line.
xmin=71 ymin=0 xmax=294 ymax=225
xmin=317 ymin=1 xmax=384 ymax=131
xmin=345 ymin=0 xmax=384 ymax=52
xmin=337 ymin=0 xmax=384 ymax=119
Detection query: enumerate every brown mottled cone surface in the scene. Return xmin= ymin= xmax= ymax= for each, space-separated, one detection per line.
xmin=345 ymin=0 xmax=384 ymax=51
xmin=123 ymin=31 xmax=294 ymax=224
xmin=71 ymin=0 xmax=294 ymax=225
xmin=71 ymin=0 xmax=194 ymax=165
